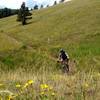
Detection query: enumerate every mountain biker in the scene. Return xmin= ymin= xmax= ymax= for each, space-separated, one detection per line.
xmin=59 ymin=49 xmax=69 ymax=63
xmin=58 ymin=49 xmax=69 ymax=72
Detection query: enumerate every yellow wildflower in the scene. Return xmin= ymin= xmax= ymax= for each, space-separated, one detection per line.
xmin=51 ymin=92 xmax=55 ymax=96
xmin=28 ymin=80 xmax=34 ymax=85
xmin=44 ymin=84 xmax=48 ymax=88
xmin=40 ymin=91 xmax=45 ymax=95
xmin=49 ymin=86 xmax=53 ymax=90
xmin=16 ymin=84 xmax=21 ymax=88
xmin=84 ymin=83 xmax=89 ymax=88
xmin=23 ymin=83 xmax=29 ymax=88
xmin=40 ymin=84 xmax=49 ymax=89
xmin=8 ymin=95 xmax=13 ymax=100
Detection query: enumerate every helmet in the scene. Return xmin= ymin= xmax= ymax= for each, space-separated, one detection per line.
xmin=60 ymin=49 xmax=65 ymax=53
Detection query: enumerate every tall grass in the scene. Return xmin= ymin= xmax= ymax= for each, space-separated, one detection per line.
xmin=0 ymin=0 xmax=100 ymax=99
xmin=0 ymin=69 xmax=100 ymax=100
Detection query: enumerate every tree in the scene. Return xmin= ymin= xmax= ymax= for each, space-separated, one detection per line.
xmin=40 ymin=5 xmax=44 ymax=9
xmin=17 ymin=2 xmax=32 ymax=25
xmin=60 ymin=0 xmax=65 ymax=3
xmin=2 ymin=8 xmax=12 ymax=17
xmin=30 ymin=8 xmax=33 ymax=11
xmin=34 ymin=5 xmax=38 ymax=10
xmin=47 ymin=5 xmax=49 ymax=7
xmin=0 ymin=8 xmax=17 ymax=18
xmin=0 ymin=10 xmax=3 ymax=18
xmin=54 ymin=1 xmax=57 ymax=5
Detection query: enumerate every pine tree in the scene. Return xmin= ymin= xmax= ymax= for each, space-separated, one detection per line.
xmin=60 ymin=0 xmax=65 ymax=3
xmin=17 ymin=2 xmax=32 ymax=25
xmin=40 ymin=5 xmax=43 ymax=9
xmin=34 ymin=5 xmax=38 ymax=10
xmin=47 ymin=5 xmax=49 ymax=7
xmin=54 ymin=1 xmax=57 ymax=5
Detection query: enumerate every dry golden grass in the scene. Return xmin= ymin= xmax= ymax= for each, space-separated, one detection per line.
xmin=0 ymin=69 xmax=100 ymax=100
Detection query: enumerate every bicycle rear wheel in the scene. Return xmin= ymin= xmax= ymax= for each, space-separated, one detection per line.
xmin=62 ymin=64 xmax=69 ymax=73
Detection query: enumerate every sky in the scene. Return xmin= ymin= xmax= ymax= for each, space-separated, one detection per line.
xmin=0 ymin=0 xmax=61 ymax=9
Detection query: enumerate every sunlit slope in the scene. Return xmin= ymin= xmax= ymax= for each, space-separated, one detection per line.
xmin=0 ymin=0 xmax=100 ymax=71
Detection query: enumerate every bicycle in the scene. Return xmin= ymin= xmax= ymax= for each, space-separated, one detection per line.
xmin=57 ymin=60 xmax=69 ymax=73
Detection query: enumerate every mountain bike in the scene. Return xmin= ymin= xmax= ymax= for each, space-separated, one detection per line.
xmin=57 ymin=60 xmax=69 ymax=73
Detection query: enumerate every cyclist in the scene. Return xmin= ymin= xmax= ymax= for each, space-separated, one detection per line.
xmin=58 ymin=49 xmax=69 ymax=72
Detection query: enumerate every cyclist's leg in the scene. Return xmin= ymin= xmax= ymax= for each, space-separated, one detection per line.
xmin=65 ymin=59 xmax=69 ymax=72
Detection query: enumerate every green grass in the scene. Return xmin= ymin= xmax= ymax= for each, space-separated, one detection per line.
xmin=0 ymin=0 xmax=100 ymax=71
xmin=0 ymin=0 xmax=100 ymax=99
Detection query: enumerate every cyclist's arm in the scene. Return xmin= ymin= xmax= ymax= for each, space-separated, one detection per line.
xmin=58 ymin=53 xmax=63 ymax=62
xmin=65 ymin=52 xmax=69 ymax=59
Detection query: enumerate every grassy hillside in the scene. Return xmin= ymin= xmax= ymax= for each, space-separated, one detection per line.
xmin=0 ymin=0 xmax=100 ymax=99
xmin=0 ymin=0 xmax=100 ymax=72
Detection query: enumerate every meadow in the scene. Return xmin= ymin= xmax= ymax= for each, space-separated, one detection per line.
xmin=0 ymin=0 xmax=100 ymax=99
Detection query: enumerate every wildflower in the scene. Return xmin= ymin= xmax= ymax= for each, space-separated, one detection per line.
xmin=16 ymin=84 xmax=21 ymax=88
xmin=8 ymin=95 xmax=13 ymax=100
xmin=40 ymin=91 xmax=45 ymax=95
xmin=40 ymin=84 xmax=54 ymax=92
xmin=84 ymin=83 xmax=89 ymax=88
xmin=44 ymin=84 xmax=49 ymax=88
xmin=51 ymin=92 xmax=55 ymax=96
xmin=28 ymin=80 xmax=34 ymax=85
xmin=40 ymin=84 xmax=49 ymax=89
xmin=49 ymin=86 xmax=53 ymax=90
xmin=23 ymin=83 xmax=29 ymax=88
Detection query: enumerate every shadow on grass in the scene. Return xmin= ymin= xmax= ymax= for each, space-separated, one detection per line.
xmin=25 ymin=21 xmax=33 ymax=25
